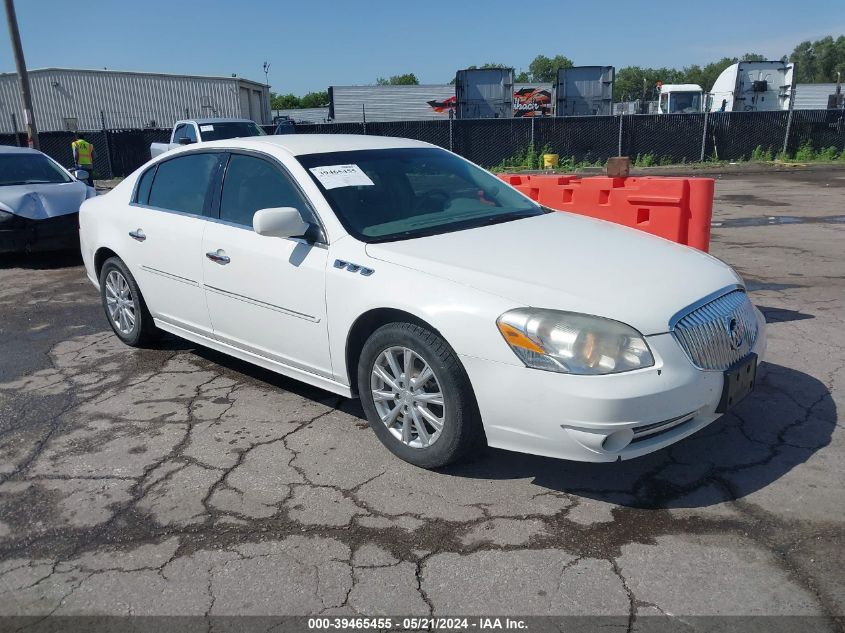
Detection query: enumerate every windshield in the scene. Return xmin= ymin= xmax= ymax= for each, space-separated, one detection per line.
xmin=198 ymin=121 xmax=266 ymax=141
xmin=297 ymin=148 xmax=542 ymax=242
xmin=669 ymin=92 xmax=702 ymax=113
xmin=0 ymin=154 xmax=72 ymax=186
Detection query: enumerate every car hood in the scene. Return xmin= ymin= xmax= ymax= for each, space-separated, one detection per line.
xmin=0 ymin=181 xmax=92 ymax=220
xmin=365 ymin=212 xmax=741 ymax=335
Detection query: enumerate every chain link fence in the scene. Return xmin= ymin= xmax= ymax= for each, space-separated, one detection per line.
xmin=1 ymin=110 xmax=843 ymax=178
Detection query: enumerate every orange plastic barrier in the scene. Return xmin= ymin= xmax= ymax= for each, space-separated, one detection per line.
xmin=497 ymin=174 xmax=714 ymax=252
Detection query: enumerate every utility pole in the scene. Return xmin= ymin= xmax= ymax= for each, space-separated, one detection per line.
xmin=4 ymin=0 xmax=38 ymax=149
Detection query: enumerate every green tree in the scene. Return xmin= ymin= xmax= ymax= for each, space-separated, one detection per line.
xmin=790 ymin=35 xmax=845 ymax=82
xmin=299 ymin=91 xmax=329 ymax=108
xmin=270 ymin=92 xmax=300 ymax=110
xmin=376 ymin=73 xmax=420 ymax=85
xmin=613 ymin=66 xmax=683 ymax=101
xmin=527 ymin=54 xmax=574 ymax=82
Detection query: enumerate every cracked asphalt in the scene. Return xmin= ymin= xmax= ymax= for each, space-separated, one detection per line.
xmin=0 ymin=166 xmax=842 ymax=628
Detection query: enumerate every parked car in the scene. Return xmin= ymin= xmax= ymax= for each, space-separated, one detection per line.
xmin=0 ymin=146 xmax=96 ymax=253
xmin=273 ymin=117 xmax=296 ymax=135
xmin=79 ymin=135 xmax=766 ymax=468
xmin=149 ymin=118 xmax=265 ymax=159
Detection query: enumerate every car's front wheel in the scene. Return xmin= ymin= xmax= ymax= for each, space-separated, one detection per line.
xmin=358 ymin=322 xmax=483 ymax=468
xmin=99 ymin=256 xmax=160 ymax=347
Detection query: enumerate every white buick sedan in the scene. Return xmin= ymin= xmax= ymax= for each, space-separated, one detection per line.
xmin=80 ymin=135 xmax=766 ymax=468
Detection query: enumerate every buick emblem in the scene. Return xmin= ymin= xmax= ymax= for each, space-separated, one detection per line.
xmin=726 ymin=316 xmax=745 ymax=351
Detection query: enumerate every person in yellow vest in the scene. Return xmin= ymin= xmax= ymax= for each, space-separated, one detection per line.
xmin=71 ymin=133 xmax=96 ymax=187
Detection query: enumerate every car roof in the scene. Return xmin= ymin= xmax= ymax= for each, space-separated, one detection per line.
xmin=184 ymin=118 xmax=257 ymax=125
xmin=199 ymin=134 xmax=436 ymax=156
xmin=0 ymin=145 xmax=45 ymax=156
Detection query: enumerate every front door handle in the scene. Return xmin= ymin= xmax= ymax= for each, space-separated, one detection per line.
xmin=206 ymin=250 xmax=230 ymax=265
xmin=129 ymin=229 xmax=146 ymax=242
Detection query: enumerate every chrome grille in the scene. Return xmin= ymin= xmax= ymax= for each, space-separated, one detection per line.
xmin=672 ymin=290 xmax=758 ymax=371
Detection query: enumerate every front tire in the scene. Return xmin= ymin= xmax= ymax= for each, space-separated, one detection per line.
xmin=99 ymin=256 xmax=160 ymax=347
xmin=358 ymin=322 xmax=483 ymax=468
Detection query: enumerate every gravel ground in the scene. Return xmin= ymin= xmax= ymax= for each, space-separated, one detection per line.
xmin=0 ymin=167 xmax=842 ymax=630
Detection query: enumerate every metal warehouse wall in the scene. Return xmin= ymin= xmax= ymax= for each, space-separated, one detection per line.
xmin=794 ymin=84 xmax=840 ymax=110
xmin=0 ymin=68 xmax=271 ymax=132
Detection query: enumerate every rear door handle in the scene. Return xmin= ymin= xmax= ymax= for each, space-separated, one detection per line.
xmin=206 ymin=250 xmax=230 ymax=265
xmin=129 ymin=229 xmax=146 ymax=242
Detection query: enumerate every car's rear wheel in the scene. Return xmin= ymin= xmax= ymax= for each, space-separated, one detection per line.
xmin=99 ymin=256 xmax=160 ymax=347
xmin=358 ymin=322 xmax=483 ymax=468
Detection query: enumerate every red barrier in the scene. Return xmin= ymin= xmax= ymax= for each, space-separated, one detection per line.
xmin=497 ymin=174 xmax=714 ymax=251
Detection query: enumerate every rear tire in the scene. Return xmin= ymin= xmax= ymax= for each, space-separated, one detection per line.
xmin=358 ymin=322 xmax=483 ymax=468
xmin=99 ymin=256 xmax=161 ymax=347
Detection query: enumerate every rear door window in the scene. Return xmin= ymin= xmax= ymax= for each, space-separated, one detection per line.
xmin=135 ymin=166 xmax=156 ymax=205
xmin=148 ymin=153 xmax=221 ymax=216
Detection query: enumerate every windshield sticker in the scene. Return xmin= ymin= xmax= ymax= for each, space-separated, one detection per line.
xmin=309 ymin=164 xmax=374 ymax=190
xmin=200 ymin=125 xmax=214 ymax=132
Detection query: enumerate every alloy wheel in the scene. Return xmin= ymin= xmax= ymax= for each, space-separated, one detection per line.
xmin=105 ymin=270 xmax=136 ymax=335
xmin=370 ymin=346 xmax=445 ymax=449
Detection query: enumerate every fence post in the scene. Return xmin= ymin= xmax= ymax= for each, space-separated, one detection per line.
xmin=362 ymin=104 xmax=367 ymax=135
xmin=100 ymin=110 xmax=114 ymax=179
xmin=531 ymin=117 xmax=535 ymax=148
xmin=699 ymin=110 xmax=709 ymax=162
xmin=617 ymin=115 xmax=623 ymax=156
xmin=782 ymin=105 xmax=794 ymax=157
xmin=448 ymin=115 xmax=453 ymax=152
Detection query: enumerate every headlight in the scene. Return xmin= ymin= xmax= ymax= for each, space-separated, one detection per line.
xmin=497 ymin=308 xmax=654 ymax=375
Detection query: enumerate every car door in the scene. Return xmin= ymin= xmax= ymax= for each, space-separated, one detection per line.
xmin=128 ymin=151 xmax=222 ymax=336
xmin=201 ymin=151 xmax=332 ymax=378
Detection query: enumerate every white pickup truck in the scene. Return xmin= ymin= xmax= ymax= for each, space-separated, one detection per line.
xmin=149 ymin=118 xmax=266 ymax=158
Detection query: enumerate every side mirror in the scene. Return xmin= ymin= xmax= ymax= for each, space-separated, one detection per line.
xmin=178 ymin=137 xmax=193 ymax=145
xmin=72 ymin=169 xmax=89 ymax=181
xmin=253 ymin=207 xmax=310 ymax=239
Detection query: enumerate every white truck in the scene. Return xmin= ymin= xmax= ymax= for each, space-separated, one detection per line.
xmin=149 ymin=118 xmax=266 ymax=158
xmin=657 ymin=84 xmax=704 ymax=113
xmin=657 ymin=61 xmax=796 ymax=114
xmin=708 ymin=61 xmax=795 ymax=112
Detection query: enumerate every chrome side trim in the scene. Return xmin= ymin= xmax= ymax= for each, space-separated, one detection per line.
xmin=334 ymin=259 xmax=374 ymax=276
xmin=140 ymin=265 xmax=199 ymax=287
xmin=204 ymin=284 xmax=319 ymax=323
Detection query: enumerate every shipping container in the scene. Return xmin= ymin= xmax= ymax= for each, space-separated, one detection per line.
xmin=327 ymin=83 xmax=551 ymax=123
xmin=328 ymin=84 xmax=456 ymax=122
xmin=0 ymin=68 xmax=271 ymax=132
xmin=554 ymin=66 xmax=615 ymax=116
xmin=455 ymin=69 xmax=514 ymax=119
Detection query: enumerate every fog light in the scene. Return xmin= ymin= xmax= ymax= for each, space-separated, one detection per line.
xmin=602 ymin=428 xmax=634 ymax=452
xmin=563 ymin=426 xmax=634 ymax=454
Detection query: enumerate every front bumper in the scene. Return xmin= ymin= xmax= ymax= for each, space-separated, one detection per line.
xmin=0 ymin=213 xmax=79 ymax=253
xmin=462 ymin=308 xmax=767 ymax=462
